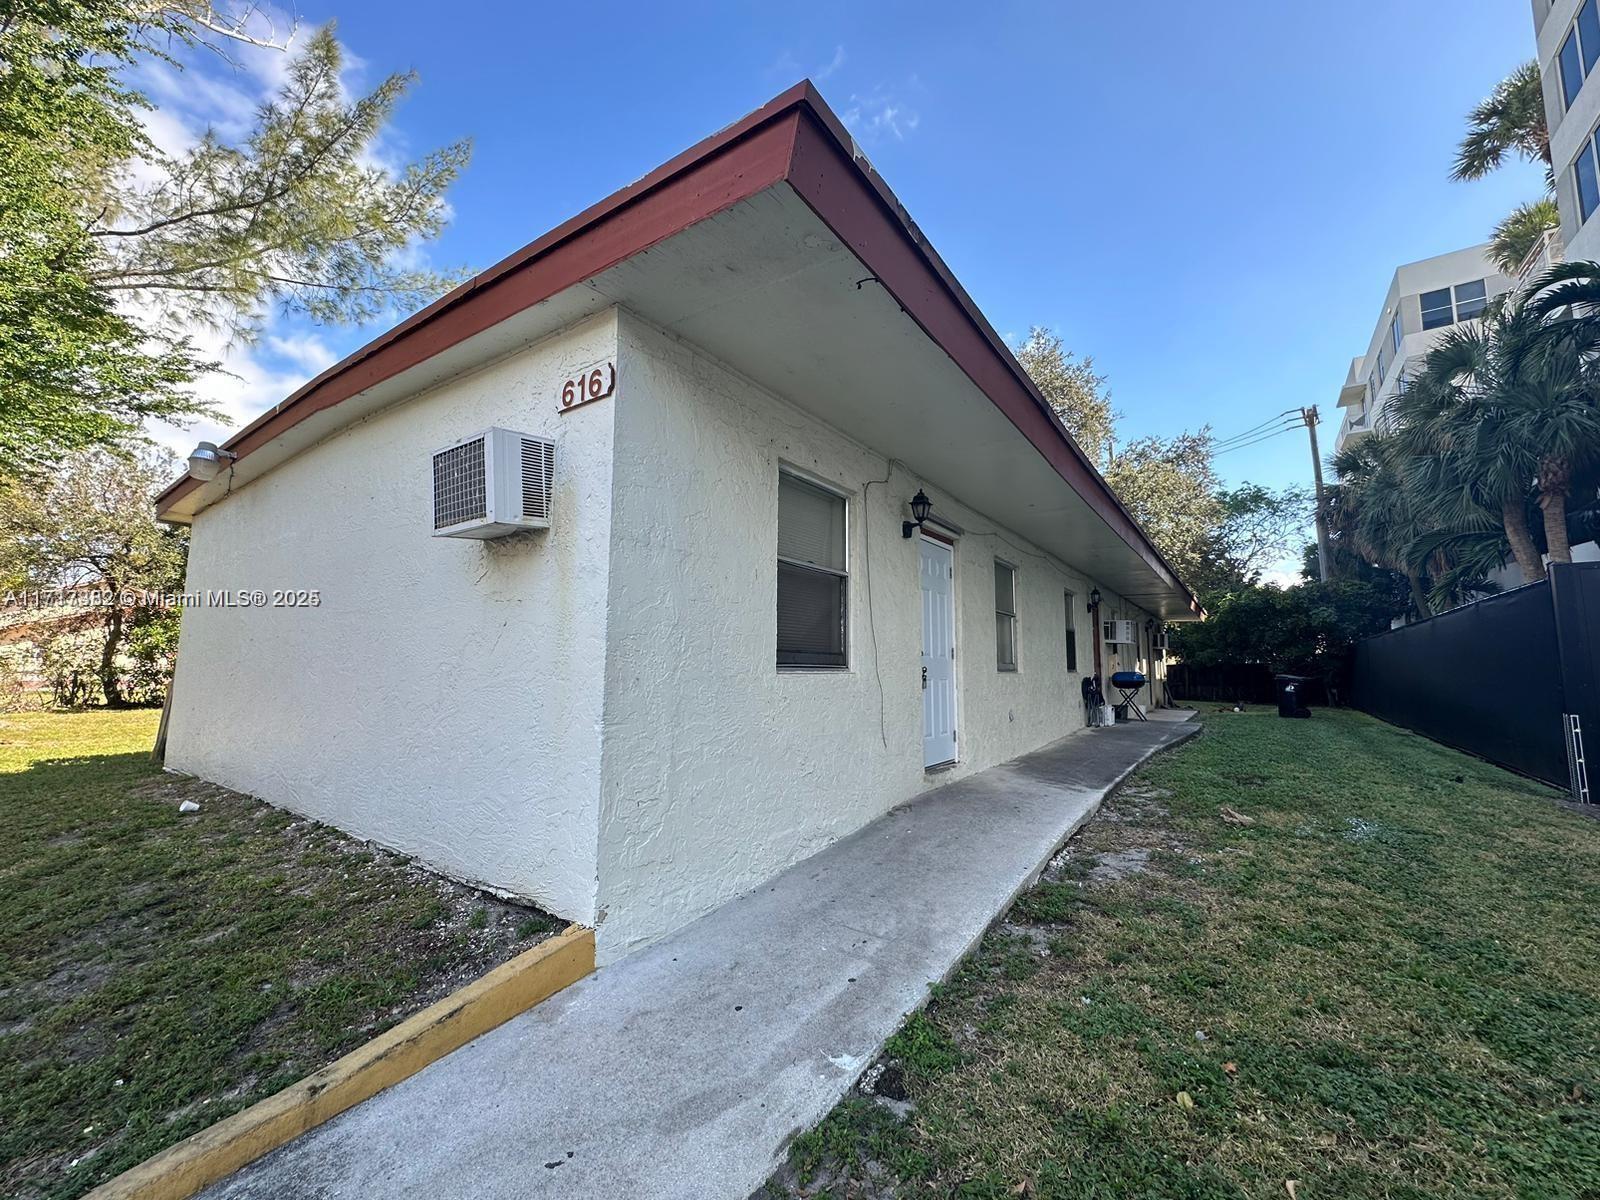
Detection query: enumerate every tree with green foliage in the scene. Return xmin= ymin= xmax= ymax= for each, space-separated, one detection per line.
xmin=1103 ymin=430 xmax=1224 ymax=589
xmin=1014 ymin=327 xmax=1118 ymax=469
xmin=1490 ymin=198 xmax=1562 ymax=276
xmin=1 ymin=0 xmax=210 ymax=477
xmin=1427 ymin=277 xmax=1600 ymax=568
xmin=0 ymin=2 xmax=469 ymax=477
xmin=1197 ymin=482 xmax=1313 ymax=594
xmin=1395 ymin=293 xmax=1565 ymax=582
xmin=1328 ymin=278 xmax=1600 ymax=613
xmin=1452 ymin=61 xmax=1551 ymax=184
xmin=0 ymin=449 xmax=189 ymax=705
xmin=1017 ymin=326 xmax=1313 ymax=602
xmin=1327 ymin=433 xmax=1440 ymax=617
xmin=1167 ymin=578 xmax=1399 ymax=697
xmin=1453 ymin=61 xmax=1557 ymax=274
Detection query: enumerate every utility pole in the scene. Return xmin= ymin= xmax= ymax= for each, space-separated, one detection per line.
xmin=1302 ymin=405 xmax=1332 ymax=582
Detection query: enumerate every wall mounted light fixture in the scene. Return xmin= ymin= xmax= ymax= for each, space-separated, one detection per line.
xmin=901 ymin=489 xmax=934 ymax=538
xmin=187 ymin=441 xmax=238 ymax=482
xmin=1088 ymin=587 xmax=1102 ymax=609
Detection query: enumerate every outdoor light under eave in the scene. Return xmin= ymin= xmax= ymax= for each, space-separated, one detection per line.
xmin=901 ymin=489 xmax=934 ymax=538
xmin=186 ymin=441 xmax=237 ymax=482
xmin=1089 ymin=588 xmax=1102 ymax=609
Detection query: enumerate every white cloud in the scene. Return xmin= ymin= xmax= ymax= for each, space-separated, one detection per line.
xmin=767 ymin=44 xmax=847 ymax=85
xmin=816 ymin=46 xmax=846 ymax=81
xmin=841 ymin=84 xmax=920 ymax=142
xmin=137 ymin=59 xmax=260 ymax=140
xmin=264 ymin=333 xmax=340 ymax=375
xmin=766 ymin=49 xmax=803 ymax=80
xmin=143 ymin=316 xmax=344 ymax=458
xmin=116 ymin=14 xmax=432 ymax=460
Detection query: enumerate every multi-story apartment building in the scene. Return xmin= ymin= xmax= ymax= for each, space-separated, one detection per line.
xmin=1534 ymin=0 xmax=1600 ymax=266
xmin=1333 ymin=246 xmax=1512 ymax=454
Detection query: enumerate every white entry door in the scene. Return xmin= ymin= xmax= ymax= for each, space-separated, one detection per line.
xmin=920 ymin=536 xmax=958 ymax=767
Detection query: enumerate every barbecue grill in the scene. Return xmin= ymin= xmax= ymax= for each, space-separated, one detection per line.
xmin=1109 ymin=671 xmax=1148 ymax=722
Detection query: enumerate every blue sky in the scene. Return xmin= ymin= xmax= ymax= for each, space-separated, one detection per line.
xmin=153 ymin=0 xmax=1547 ymax=503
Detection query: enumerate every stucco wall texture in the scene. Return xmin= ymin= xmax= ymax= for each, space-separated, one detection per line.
xmin=165 ymin=310 xmax=621 ymax=924
xmin=166 ymin=305 xmax=1160 ymax=962
xmin=593 ymin=312 xmax=1155 ymax=960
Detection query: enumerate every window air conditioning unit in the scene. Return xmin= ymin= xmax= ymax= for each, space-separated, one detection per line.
xmin=432 ymin=428 xmax=555 ymax=539
xmin=1102 ymin=619 xmax=1135 ymax=645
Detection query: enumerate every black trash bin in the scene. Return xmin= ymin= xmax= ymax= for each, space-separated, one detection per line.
xmin=1274 ymin=675 xmax=1312 ymax=719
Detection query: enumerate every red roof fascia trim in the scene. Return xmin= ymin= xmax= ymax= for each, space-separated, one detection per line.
xmin=153 ymin=80 xmax=1198 ymax=612
xmin=156 ymin=93 xmax=810 ymax=515
xmin=782 ymin=102 xmax=1194 ymax=605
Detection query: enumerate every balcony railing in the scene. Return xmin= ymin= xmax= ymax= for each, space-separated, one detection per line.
xmin=1514 ymin=227 xmax=1564 ymax=293
xmin=1337 ymin=409 xmax=1372 ymax=447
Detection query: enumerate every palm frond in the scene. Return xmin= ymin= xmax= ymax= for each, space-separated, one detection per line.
xmin=1451 ymin=61 xmax=1551 ymax=182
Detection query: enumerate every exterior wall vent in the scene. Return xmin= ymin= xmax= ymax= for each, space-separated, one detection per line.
xmin=432 ymin=428 xmax=556 ymax=539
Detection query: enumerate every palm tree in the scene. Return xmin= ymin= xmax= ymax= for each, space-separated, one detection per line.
xmin=1327 ymin=434 xmax=1436 ymax=617
xmin=1452 ymin=61 xmax=1552 ymax=184
xmin=1516 ymin=262 xmax=1600 ymax=562
xmin=1396 ymin=300 xmax=1549 ymax=581
xmin=1489 ymin=198 xmax=1561 ymax=275
xmin=1455 ymin=61 xmax=1558 ymax=278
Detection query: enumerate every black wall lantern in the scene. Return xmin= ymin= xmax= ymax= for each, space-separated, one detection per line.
xmin=901 ymin=489 xmax=934 ymax=538
xmin=1088 ymin=587 xmax=1102 ymax=610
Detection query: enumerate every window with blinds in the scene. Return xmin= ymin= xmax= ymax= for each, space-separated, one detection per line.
xmin=995 ymin=560 xmax=1018 ymax=671
xmin=777 ymin=471 xmax=848 ymax=668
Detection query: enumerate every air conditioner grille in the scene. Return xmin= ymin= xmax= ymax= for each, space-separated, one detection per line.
xmin=520 ymin=437 xmax=555 ymax=521
xmin=433 ymin=439 xmax=487 ymax=529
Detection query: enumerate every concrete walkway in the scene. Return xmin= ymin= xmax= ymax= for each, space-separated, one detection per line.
xmin=202 ymin=717 xmax=1198 ymax=1200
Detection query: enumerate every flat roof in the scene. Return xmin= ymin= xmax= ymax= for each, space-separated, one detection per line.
xmin=157 ymin=81 xmax=1201 ymax=617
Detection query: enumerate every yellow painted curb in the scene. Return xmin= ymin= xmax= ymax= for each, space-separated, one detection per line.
xmin=85 ymin=924 xmax=595 ymax=1200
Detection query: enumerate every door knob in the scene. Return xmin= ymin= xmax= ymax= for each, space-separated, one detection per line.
xmin=922 ymin=665 xmax=928 ymax=690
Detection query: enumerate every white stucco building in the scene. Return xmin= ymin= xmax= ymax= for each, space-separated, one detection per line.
xmin=1535 ymin=0 xmax=1600 ymax=266
xmin=1333 ymin=245 xmax=1512 ymax=455
xmin=158 ymin=84 xmax=1201 ymax=964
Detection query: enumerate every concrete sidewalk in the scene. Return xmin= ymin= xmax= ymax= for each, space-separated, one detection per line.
xmin=201 ymin=717 xmax=1198 ymax=1200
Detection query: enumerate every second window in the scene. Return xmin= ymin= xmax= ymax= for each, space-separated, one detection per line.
xmin=995 ymin=560 xmax=1018 ymax=671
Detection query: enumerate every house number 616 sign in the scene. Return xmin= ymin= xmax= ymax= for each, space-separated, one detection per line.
xmin=558 ymin=361 xmax=616 ymax=414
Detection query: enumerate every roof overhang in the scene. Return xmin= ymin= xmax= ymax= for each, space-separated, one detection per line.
xmin=157 ymin=82 xmax=1203 ymax=621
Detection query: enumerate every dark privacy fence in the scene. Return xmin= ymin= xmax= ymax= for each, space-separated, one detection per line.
xmin=1166 ymin=662 xmax=1331 ymax=707
xmin=1351 ymin=562 xmax=1599 ymax=795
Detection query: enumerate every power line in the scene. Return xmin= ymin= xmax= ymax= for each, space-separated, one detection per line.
xmin=1213 ymin=423 xmax=1302 ymax=456
xmin=1212 ymin=428 xmax=1301 ymax=455
xmin=1212 ymin=408 xmax=1302 ymax=449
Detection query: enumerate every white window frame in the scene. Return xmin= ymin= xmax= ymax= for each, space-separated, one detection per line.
xmin=1420 ymin=287 xmax=1454 ymax=331
xmin=995 ymin=559 xmax=1019 ymax=672
xmin=1576 ymin=123 xmax=1600 ymax=227
xmin=1453 ymin=279 xmax=1488 ymax=323
xmin=776 ymin=467 xmax=850 ymax=671
xmin=1563 ymin=0 xmax=1600 ymax=111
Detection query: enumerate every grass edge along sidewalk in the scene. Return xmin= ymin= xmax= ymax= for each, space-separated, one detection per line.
xmin=765 ymin=708 xmax=1600 ymax=1200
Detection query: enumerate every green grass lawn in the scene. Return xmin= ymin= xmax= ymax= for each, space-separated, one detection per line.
xmin=768 ymin=709 xmax=1600 ymax=1199
xmin=0 ymin=710 xmax=558 ymax=1200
